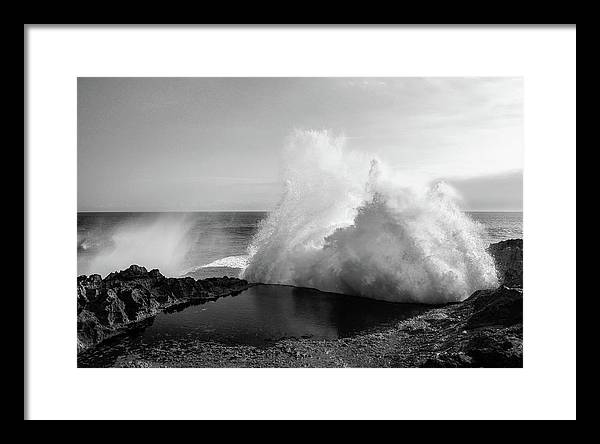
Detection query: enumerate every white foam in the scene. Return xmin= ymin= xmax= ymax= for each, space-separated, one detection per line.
xmin=200 ymin=255 xmax=250 ymax=269
xmin=88 ymin=214 xmax=194 ymax=278
xmin=243 ymin=130 xmax=498 ymax=304
xmin=177 ymin=255 xmax=250 ymax=277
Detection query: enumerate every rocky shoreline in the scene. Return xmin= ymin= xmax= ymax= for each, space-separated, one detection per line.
xmin=77 ymin=239 xmax=523 ymax=367
xmin=77 ymin=266 xmax=252 ymax=352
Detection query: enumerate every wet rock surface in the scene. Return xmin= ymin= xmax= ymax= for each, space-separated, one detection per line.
xmin=77 ymin=265 xmax=251 ymax=352
xmin=78 ymin=239 xmax=523 ymax=367
xmin=488 ymin=238 xmax=523 ymax=288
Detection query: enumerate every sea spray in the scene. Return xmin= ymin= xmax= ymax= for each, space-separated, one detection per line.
xmin=243 ymin=130 xmax=498 ymax=303
xmin=88 ymin=213 xmax=194 ymax=278
xmin=179 ymin=255 xmax=250 ymax=277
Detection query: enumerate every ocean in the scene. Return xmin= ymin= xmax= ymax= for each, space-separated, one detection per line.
xmin=77 ymin=211 xmax=522 ymax=280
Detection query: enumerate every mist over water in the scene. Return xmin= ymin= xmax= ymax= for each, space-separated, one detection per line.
xmin=77 ymin=212 xmax=264 ymax=279
xmin=243 ymin=130 xmax=499 ymax=303
xmin=79 ymin=213 xmax=195 ymax=278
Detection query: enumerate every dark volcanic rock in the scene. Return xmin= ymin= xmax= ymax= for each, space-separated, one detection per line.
xmin=77 ymin=266 xmax=251 ymax=353
xmin=464 ymin=325 xmax=523 ymax=367
xmin=488 ymin=239 xmax=523 ymax=288
xmin=421 ymin=352 xmax=474 ymax=368
xmin=420 ymin=284 xmax=523 ymax=368
xmin=465 ymin=286 xmax=523 ymax=329
xmin=460 ymin=285 xmax=523 ymax=366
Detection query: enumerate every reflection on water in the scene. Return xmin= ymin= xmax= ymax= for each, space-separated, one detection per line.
xmin=78 ymin=284 xmax=430 ymax=367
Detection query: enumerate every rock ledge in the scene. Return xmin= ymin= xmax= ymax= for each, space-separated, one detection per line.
xmin=77 ymin=266 xmax=251 ymax=352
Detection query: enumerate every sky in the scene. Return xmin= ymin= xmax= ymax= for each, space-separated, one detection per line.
xmin=78 ymin=77 xmax=523 ymax=212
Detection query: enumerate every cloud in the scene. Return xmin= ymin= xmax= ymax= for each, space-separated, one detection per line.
xmin=443 ymin=170 xmax=523 ymax=211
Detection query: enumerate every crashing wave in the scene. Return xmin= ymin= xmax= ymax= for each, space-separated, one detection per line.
xmin=243 ymin=130 xmax=498 ymax=304
xmin=200 ymin=255 xmax=250 ymax=269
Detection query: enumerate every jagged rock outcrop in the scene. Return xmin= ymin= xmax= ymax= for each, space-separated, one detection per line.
xmin=465 ymin=286 xmax=523 ymax=329
xmin=77 ymin=265 xmax=251 ymax=352
xmin=420 ymin=285 xmax=523 ymax=367
xmin=488 ymin=238 xmax=523 ymax=288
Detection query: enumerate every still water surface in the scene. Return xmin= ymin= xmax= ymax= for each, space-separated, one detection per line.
xmin=78 ymin=284 xmax=429 ymax=367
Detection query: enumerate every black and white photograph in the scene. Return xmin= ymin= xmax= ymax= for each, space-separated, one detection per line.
xmin=25 ymin=25 xmax=576 ymax=420
xmin=76 ymin=77 xmax=524 ymax=368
